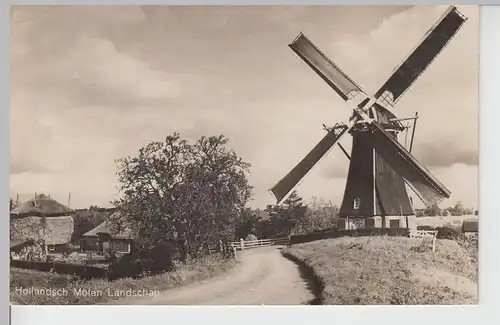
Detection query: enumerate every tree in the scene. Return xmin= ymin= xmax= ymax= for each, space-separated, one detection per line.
xmin=9 ymin=198 xmax=14 ymax=211
xmin=235 ymin=208 xmax=267 ymax=240
xmin=462 ymin=207 xmax=473 ymax=215
xmin=111 ymin=133 xmax=252 ymax=258
xmin=294 ymin=197 xmax=339 ymax=234
xmin=283 ymin=191 xmax=303 ymax=208
xmin=262 ymin=191 xmax=307 ymax=237
xmin=424 ymin=204 xmax=441 ymax=216
xmin=71 ymin=209 xmax=107 ymax=243
xmin=452 ymin=201 xmax=464 ymax=216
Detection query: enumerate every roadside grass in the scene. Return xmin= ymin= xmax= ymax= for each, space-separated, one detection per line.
xmin=11 ymin=255 xmax=237 ymax=305
xmin=283 ymin=235 xmax=477 ymax=305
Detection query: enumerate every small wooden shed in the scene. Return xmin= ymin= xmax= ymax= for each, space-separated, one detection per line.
xmin=79 ymin=212 xmax=135 ymax=255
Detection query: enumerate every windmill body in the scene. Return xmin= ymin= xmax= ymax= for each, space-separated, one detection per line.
xmin=270 ymin=6 xmax=467 ymax=229
xmin=337 ymin=103 xmax=414 ymax=229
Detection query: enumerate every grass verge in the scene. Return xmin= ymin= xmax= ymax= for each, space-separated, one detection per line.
xmin=11 ymin=255 xmax=237 ymax=305
xmin=283 ymin=236 xmax=477 ymax=305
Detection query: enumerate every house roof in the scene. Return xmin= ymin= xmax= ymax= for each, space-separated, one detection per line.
xmin=10 ymin=194 xmax=73 ymax=218
xmin=462 ymin=219 xmax=478 ymax=233
xmin=82 ymin=212 xmax=135 ymax=239
xmin=10 ymin=215 xmax=74 ymax=245
xmin=254 ymin=209 xmax=271 ymax=220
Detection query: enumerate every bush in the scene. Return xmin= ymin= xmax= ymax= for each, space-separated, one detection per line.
xmin=107 ymin=253 xmax=144 ymax=280
xmin=435 ymin=226 xmax=463 ymax=240
xmin=107 ymin=241 xmax=182 ymax=280
xmin=144 ymin=241 xmax=181 ymax=274
xmin=417 ymin=225 xmax=436 ymax=231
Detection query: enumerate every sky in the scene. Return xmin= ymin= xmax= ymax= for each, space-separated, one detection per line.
xmin=10 ymin=5 xmax=479 ymax=210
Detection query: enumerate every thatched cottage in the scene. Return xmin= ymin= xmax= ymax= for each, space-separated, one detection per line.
xmin=79 ymin=212 xmax=135 ymax=255
xmin=10 ymin=194 xmax=74 ymax=253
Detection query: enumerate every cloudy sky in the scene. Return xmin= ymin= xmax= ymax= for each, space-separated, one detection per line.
xmin=10 ymin=5 xmax=478 ymax=210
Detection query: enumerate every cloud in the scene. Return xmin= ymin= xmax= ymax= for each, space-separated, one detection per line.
xmin=10 ymin=6 xmax=478 ymax=209
xmin=413 ymin=141 xmax=478 ymax=167
xmin=413 ymin=163 xmax=478 ymax=209
xmin=10 ymin=161 xmax=53 ymax=175
xmin=12 ymin=37 xmax=182 ymax=110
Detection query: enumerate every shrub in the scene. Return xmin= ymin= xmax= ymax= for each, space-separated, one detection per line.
xmin=107 ymin=253 xmax=144 ymax=280
xmin=107 ymin=241 xmax=182 ymax=280
xmin=435 ymin=226 xmax=463 ymax=240
xmin=417 ymin=225 xmax=436 ymax=231
xmin=144 ymin=241 xmax=181 ymax=274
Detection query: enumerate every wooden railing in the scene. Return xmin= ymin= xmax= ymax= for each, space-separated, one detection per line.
xmin=230 ymin=237 xmax=290 ymax=251
xmin=409 ymin=229 xmax=438 ymax=253
xmin=409 ymin=229 xmax=437 ymax=239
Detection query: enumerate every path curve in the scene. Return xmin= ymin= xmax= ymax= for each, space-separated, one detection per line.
xmin=109 ymin=247 xmax=315 ymax=305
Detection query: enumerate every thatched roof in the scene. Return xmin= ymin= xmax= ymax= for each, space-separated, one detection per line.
xmin=10 ymin=194 xmax=73 ymax=218
xmin=254 ymin=209 xmax=271 ymax=220
xmin=10 ymin=215 xmax=74 ymax=245
xmin=82 ymin=212 xmax=135 ymax=240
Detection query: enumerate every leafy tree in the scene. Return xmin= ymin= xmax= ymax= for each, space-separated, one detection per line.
xmin=235 ymin=208 xmax=268 ymax=240
xmin=262 ymin=191 xmax=307 ymax=237
xmin=71 ymin=209 xmax=107 ymax=243
xmin=452 ymin=201 xmax=464 ymax=216
xmin=283 ymin=191 xmax=303 ymax=208
xmin=294 ymin=197 xmax=338 ymax=234
xmin=10 ymin=198 xmax=14 ymax=211
xmin=462 ymin=207 xmax=473 ymax=215
xmin=424 ymin=203 xmax=441 ymax=216
xmin=111 ymin=133 xmax=252 ymax=258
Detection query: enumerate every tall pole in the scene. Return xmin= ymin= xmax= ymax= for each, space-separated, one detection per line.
xmin=337 ymin=143 xmax=351 ymax=160
xmin=409 ymin=112 xmax=419 ymax=153
xmin=68 ymin=192 xmax=71 ymax=208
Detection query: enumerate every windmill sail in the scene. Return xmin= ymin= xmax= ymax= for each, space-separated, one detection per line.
xmin=369 ymin=121 xmax=451 ymax=206
xmin=270 ymin=125 xmax=349 ymax=204
xmin=289 ymin=33 xmax=364 ymax=101
xmin=374 ymin=5 xmax=467 ymax=106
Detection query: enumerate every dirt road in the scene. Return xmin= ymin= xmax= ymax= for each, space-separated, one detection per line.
xmin=109 ymin=247 xmax=316 ymax=305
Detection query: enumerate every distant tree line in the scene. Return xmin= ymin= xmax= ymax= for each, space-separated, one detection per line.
xmin=234 ymin=191 xmax=339 ymax=240
xmin=415 ymin=201 xmax=478 ymax=217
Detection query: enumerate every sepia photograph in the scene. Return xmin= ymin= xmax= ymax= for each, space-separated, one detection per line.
xmin=10 ymin=4 xmax=478 ymax=305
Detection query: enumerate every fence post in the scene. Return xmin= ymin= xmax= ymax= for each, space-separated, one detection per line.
xmin=432 ymin=231 xmax=437 ymax=254
xmin=240 ymin=238 xmax=244 ymax=250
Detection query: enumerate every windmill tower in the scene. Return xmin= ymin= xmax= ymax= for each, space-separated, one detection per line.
xmin=270 ymin=6 xmax=467 ymax=229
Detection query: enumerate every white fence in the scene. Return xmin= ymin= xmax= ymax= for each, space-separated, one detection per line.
xmin=409 ymin=229 xmax=438 ymax=253
xmin=230 ymin=237 xmax=290 ymax=251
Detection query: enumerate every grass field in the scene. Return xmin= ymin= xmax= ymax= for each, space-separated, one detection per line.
xmin=10 ymin=255 xmax=237 ymax=305
xmin=412 ymin=215 xmax=478 ymax=228
xmin=283 ymin=236 xmax=478 ymax=305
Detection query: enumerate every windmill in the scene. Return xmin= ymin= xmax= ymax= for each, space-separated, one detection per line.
xmin=270 ymin=6 xmax=467 ymax=229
